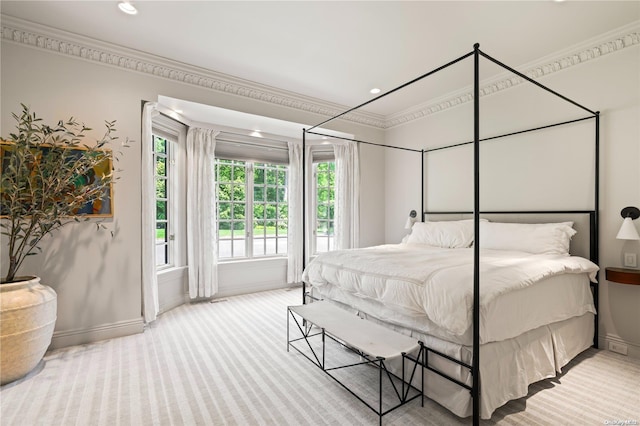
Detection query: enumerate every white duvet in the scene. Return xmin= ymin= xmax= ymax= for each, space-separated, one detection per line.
xmin=302 ymin=244 xmax=599 ymax=339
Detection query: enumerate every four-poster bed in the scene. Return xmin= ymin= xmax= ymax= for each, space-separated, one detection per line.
xmin=294 ymin=44 xmax=600 ymax=423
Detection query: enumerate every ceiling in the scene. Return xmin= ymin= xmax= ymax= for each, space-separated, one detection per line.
xmin=1 ymin=1 xmax=639 ymax=118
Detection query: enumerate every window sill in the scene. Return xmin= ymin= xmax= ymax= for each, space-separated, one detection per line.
xmin=218 ymin=256 xmax=288 ymax=268
xmin=218 ymin=257 xmax=287 ymax=266
xmin=157 ymin=265 xmax=188 ymax=278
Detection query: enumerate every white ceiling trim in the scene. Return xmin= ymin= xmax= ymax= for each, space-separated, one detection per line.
xmin=1 ymin=15 xmax=638 ymax=130
xmin=0 ymin=15 xmax=386 ymax=129
xmin=385 ymin=21 xmax=640 ymax=129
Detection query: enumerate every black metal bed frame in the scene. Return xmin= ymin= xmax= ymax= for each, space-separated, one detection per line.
xmin=299 ymin=44 xmax=600 ymax=425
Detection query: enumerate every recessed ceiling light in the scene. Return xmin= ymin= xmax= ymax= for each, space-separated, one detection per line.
xmin=118 ymin=2 xmax=138 ymax=15
xmin=370 ymin=88 xmax=381 ymax=94
xmin=250 ymin=130 xmax=263 ymax=138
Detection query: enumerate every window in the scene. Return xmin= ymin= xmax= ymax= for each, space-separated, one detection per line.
xmin=252 ymin=162 xmax=288 ymax=257
xmin=216 ymin=159 xmax=247 ymax=258
xmin=152 ymin=114 xmax=187 ymax=271
xmin=313 ymin=161 xmax=335 ymax=254
xmin=154 ymin=134 xmax=172 ymax=267
xmin=215 ymin=159 xmax=288 ymax=260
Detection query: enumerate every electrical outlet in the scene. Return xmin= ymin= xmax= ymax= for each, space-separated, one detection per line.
xmin=623 ymin=252 xmax=637 ymax=268
xmin=608 ymin=341 xmax=628 ymax=355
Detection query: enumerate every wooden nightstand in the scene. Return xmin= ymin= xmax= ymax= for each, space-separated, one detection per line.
xmin=605 ymin=267 xmax=640 ymax=286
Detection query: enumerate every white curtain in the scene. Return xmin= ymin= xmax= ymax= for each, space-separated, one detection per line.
xmin=304 ymin=144 xmax=314 ymax=267
xmin=333 ymin=142 xmax=360 ymax=250
xmin=186 ymin=128 xmax=220 ymax=299
xmin=141 ymin=102 xmax=160 ymax=323
xmin=287 ymin=141 xmax=303 ymax=284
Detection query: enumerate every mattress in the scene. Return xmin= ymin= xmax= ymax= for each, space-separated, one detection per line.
xmin=303 ymin=243 xmax=598 ymax=345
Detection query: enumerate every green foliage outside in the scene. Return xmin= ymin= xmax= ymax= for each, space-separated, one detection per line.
xmin=154 ymin=136 xmax=168 ymax=222
xmin=152 ymin=159 xmax=336 ymax=243
xmin=316 ymin=162 xmax=335 ymax=235
xmin=215 ymin=160 xmax=288 ymax=234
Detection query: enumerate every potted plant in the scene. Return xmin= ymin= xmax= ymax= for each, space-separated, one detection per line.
xmin=0 ymin=104 xmax=127 ymax=385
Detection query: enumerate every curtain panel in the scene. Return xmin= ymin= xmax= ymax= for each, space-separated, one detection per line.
xmin=333 ymin=142 xmax=360 ymax=250
xmin=141 ymin=102 xmax=160 ymax=323
xmin=186 ymin=128 xmax=220 ymax=298
xmin=287 ymin=141 xmax=303 ymax=284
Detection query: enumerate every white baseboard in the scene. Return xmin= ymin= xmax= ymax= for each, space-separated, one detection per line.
xmin=50 ymin=318 xmax=144 ymax=350
xmin=599 ymin=333 xmax=640 ymax=359
xmin=159 ymin=293 xmax=186 ymax=314
xmin=215 ymin=281 xmax=288 ymax=298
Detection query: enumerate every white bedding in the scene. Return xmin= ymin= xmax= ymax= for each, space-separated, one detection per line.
xmin=302 ymin=243 xmax=598 ymax=344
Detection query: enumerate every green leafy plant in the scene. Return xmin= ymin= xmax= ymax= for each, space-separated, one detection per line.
xmin=0 ymin=104 xmax=128 ymax=283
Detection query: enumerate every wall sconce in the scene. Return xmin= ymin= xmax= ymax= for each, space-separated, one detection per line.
xmin=616 ymin=206 xmax=640 ymax=240
xmin=617 ymin=206 xmax=640 ymax=268
xmin=404 ymin=210 xmax=417 ymax=230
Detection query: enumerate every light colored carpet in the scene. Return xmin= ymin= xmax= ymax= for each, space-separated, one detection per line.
xmin=1 ymin=288 xmax=639 ymax=425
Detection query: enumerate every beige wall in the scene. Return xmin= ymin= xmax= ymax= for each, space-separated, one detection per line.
xmin=0 ymin=40 xmax=386 ymax=347
xmin=385 ymin=45 xmax=640 ymax=357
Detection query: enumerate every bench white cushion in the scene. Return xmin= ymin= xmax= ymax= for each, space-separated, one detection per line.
xmin=289 ymin=301 xmax=419 ymax=359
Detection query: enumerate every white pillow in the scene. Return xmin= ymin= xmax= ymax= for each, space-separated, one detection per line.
xmin=406 ymin=220 xmax=479 ymax=248
xmin=479 ymin=221 xmax=576 ymax=255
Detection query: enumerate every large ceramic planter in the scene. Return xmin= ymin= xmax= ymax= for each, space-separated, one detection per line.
xmin=0 ymin=277 xmax=57 ymax=385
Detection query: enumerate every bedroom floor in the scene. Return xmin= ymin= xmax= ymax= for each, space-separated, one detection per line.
xmin=1 ymin=288 xmax=638 ymax=425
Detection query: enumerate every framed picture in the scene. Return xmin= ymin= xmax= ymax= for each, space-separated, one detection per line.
xmin=0 ymin=140 xmax=114 ymax=218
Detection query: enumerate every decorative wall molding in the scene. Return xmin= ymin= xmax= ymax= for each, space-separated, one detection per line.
xmin=2 ymin=15 xmax=638 ymax=130
xmin=386 ymin=22 xmax=640 ymax=128
xmin=0 ymin=15 xmax=386 ymax=129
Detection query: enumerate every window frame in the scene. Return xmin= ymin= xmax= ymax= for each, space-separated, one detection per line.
xmin=153 ymin=133 xmax=173 ymax=269
xmin=251 ymin=161 xmax=289 ymax=258
xmin=309 ymin=149 xmax=336 ymax=255
xmin=215 ymin=158 xmax=289 ymax=261
xmin=152 ymin=115 xmax=187 ymax=271
xmin=312 ymin=161 xmax=336 ymax=254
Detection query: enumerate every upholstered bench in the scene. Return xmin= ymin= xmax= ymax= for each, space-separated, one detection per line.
xmin=287 ymin=301 xmax=424 ymax=425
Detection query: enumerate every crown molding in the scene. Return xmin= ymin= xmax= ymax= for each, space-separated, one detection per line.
xmin=2 ymin=15 xmax=638 ymax=130
xmin=385 ymin=21 xmax=640 ymax=128
xmin=0 ymin=15 xmax=386 ymax=129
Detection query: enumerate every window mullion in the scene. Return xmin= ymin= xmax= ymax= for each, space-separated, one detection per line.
xmin=246 ymin=162 xmax=254 ymax=258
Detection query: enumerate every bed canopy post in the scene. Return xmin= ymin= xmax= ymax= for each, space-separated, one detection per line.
xmin=302 ymin=128 xmax=307 ymax=304
xmin=471 ymin=42 xmax=481 ymax=426
xmin=593 ymin=112 xmax=600 ymax=347
xmin=421 ymin=150 xmax=425 ymax=220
